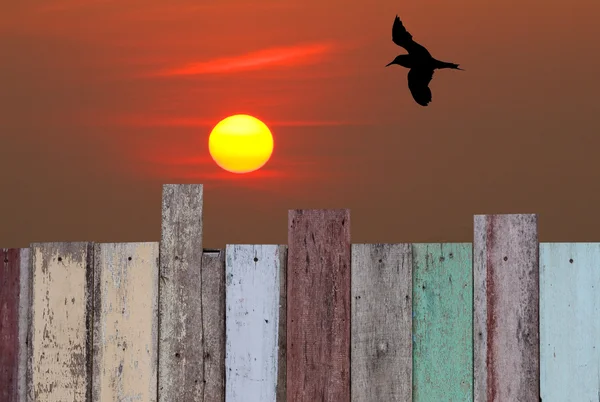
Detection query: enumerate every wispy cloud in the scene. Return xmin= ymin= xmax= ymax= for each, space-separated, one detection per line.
xmin=111 ymin=115 xmax=367 ymax=128
xmin=150 ymin=42 xmax=334 ymax=77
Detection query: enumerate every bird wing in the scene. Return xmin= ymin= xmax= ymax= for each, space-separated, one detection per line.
xmin=392 ymin=16 xmax=431 ymax=57
xmin=407 ymin=68 xmax=434 ymax=106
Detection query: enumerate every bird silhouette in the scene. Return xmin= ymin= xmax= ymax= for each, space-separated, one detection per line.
xmin=386 ymin=15 xmax=463 ymax=106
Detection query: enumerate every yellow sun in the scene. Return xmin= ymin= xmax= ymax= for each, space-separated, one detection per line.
xmin=208 ymin=114 xmax=274 ymax=174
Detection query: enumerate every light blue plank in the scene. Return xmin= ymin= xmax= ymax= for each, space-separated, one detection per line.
xmin=540 ymin=243 xmax=600 ymax=401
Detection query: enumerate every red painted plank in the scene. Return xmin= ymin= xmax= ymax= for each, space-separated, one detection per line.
xmin=0 ymin=249 xmax=21 ymax=402
xmin=287 ymin=209 xmax=351 ymax=402
xmin=473 ymin=214 xmax=539 ymax=402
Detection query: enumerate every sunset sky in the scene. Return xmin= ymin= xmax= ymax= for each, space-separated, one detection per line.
xmin=1 ymin=0 xmax=599 ymax=248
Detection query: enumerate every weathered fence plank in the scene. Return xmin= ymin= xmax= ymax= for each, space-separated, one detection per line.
xmin=28 ymin=242 xmax=93 ymax=402
xmin=540 ymin=243 xmax=600 ymax=401
xmin=287 ymin=209 xmax=351 ymax=402
xmin=200 ymin=249 xmax=226 ymax=401
xmin=473 ymin=214 xmax=539 ymax=402
xmin=92 ymin=242 xmax=159 ymax=402
xmin=1 ymin=248 xmax=29 ymax=402
xmin=351 ymin=243 xmax=412 ymax=402
xmin=159 ymin=184 xmax=209 ymax=402
xmin=225 ymin=245 xmax=287 ymax=401
xmin=412 ymin=243 xmax=473 ymax=402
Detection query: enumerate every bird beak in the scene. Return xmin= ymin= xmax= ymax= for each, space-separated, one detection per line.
xmin=385 ymin=61 xmax=394 ymax=67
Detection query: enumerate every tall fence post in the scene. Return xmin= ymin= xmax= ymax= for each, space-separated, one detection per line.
xmin=159 ymin=184 xmax=226 ymax=401
xmin=473 ymin=214 xmax=539 ymax=401
xmin=287 ymin=209 xmax=351 ymax=402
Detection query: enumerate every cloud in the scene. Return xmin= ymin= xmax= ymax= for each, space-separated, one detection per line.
xmin=150 ymin=42 xmax=334 ymax=77
xmin=111 ymin=115 xmax=366 ymax=128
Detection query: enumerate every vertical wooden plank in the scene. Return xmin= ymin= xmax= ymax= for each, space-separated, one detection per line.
xmin=225 ymin=245 xmax=286 ymax=401
xmin=287 ymin=209 xmax=351 ymax=402
xmin=540 ymin=243 xmax=600 ymax=401
xmin=473 ymin=214 xmax=539 ymax=402
xmin=200 ymin=249 xmax=226 ymax=401
xmin=351 ymin=243 xmax=412 ymax=402
xmin=276 ymin=246 xmax=287 ymax=402
xmin=412 ymin=243 xmax=473 ymax=402
xmin=18 ymin=248 xmax=30 ymax=402
xmin=159 ymin=184 xmax=209 ymax=402
xmin=0 ymin=248 xmax=26 ymax=402
xmin=92 ymin=242 xmax=159 ymax=402
xmin=28 ymin=242 xmax=93 ymax=402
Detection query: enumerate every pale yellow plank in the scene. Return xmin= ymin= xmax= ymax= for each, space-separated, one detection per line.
xmin=92 ymin=242 xmax=159 ymax=402
xmin=28 ymin=242 xmax=93 ymax=402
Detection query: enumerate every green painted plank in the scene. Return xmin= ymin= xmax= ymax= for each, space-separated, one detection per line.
xmin=412 ymin=243 xmax=473 ymax=402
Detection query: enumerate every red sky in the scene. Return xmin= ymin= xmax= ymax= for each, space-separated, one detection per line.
xmin=1 ymin=0 xmax=600 ymax=248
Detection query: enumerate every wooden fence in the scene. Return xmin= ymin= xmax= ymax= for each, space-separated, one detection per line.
xmin=0 ymin=183 xmax=598 ymax=401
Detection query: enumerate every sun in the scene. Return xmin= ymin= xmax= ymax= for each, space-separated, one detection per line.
xmin=208 ymin=114 xmax=274 ymax=174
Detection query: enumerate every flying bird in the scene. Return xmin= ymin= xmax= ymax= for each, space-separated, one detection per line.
xmin=386 ymin=15 xmax=463 ymax=106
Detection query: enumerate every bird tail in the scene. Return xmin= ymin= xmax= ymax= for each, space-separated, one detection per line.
xmin=439 ymin=61 xmax=464 ymax=70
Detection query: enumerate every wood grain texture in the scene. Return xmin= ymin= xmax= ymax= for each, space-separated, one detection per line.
xmin=287 ymin=209 xmax=351 ymax=402
xmin=28 ymin=242 xmax=93 ymax=402
xmin=473 ymin=214 xmax=539 ymax=402
xmin=159 ymin=184 xmax=208 ymax=402
xmin=412 ymin=243 xmax=473 ymax=402
xmin=17 ymin=249 xmax=30 ymax=402
xmin=0 ymin=248 xmax=28 ymax=402
xmin=540 ymin=243 xmax=600 ymax=401
xmin=351 ymin=243 xmax=412 ymax=402
xmin=200 ymin=249 xmax=226 ymax=402
xmin=92 ymin=242 xmax=159 ymax=402
xmin=225 ymin=245 xmax=286 ymax=402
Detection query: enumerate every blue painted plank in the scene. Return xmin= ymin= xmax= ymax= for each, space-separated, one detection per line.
xmin=540 ymin=243 xmax=600 ymax=401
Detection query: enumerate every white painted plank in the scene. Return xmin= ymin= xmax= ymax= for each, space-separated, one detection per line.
xmin=540 ymin=243 xmax=600 ymax=401
xmin=225 ymin=245 xmax=285 ymax=402
xmin=92 ymin=242 xmax=159 ymax=402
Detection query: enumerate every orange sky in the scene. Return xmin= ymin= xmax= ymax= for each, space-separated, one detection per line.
xmin=1 ymin=0 xmax=600 ymax=248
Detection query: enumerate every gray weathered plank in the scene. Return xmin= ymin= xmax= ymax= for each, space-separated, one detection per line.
xmin=287 ymin=209 xmax=351 ymax=402
xmin=92 ymin=242 xmax=159 ymax=402
xmin=540 ymin=243 xmax=600 ymax=401
xmin=18 ymin=248 xmax=29 ymax=402
xmin=28 ymin=242 xmax=93 ymax=402
xmin=158 ymin=184 xmax=208 ymax=402
xmin=351 ymin=243 xmax=412 ymax=402
xmin=200 ymin=249 xmax=226 ymax=401
xmin=225 ymin=245 xmax=286 ymax=401
xmin=473 ymin=214 xmax=539 ymax=402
